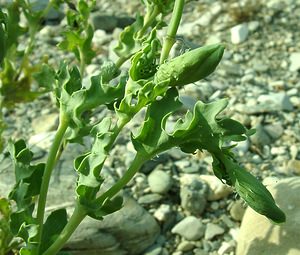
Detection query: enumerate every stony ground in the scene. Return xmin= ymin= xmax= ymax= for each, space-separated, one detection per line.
xmin=1 ymin=0 xmax=300 ymax=255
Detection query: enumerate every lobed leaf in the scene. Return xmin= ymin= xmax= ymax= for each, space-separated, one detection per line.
xmin=74 ymin=118 xmax=123 ymax=219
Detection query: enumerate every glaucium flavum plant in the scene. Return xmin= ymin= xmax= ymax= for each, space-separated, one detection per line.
xmin=0 ymin=0 xmax=285 ymax=254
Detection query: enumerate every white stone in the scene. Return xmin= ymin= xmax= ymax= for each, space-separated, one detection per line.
xmin=199 ymin=175 xmax=232 ymax=201
xmin=230 ymin=24 xmax=249 ymax=44
xmin=171 ymin=216 xmax=205 ymax=241
xmin=289 ymin=52 xmax=300 ymax=72
xmin=204 ymin=223 xmax=225 ymax=240
xmin=236 ymin=177 xmax=300 ymax=255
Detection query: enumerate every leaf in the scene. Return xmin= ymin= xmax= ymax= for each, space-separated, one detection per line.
xmin=7 ymin=140 xmax=44 ymax=248
xmin=39 ymin=209 xmax=68 ymax=253
xmin=114 ymin=14 xmax=144 ymax=59
xmin=59 ymin=64 xmax=126 ymax=128
xmin=33 ymin=64 xmax=56 ymax=91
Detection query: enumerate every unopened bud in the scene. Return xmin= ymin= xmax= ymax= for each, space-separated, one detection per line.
xmin=154 ymin=44 xmax=225 ymax=87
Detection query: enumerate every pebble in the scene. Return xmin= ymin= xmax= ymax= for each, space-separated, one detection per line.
xmin=171 ymin=216 xmax=205 ymax=241
xmin=257 ymin=93 xmax=294 ymax=111
xmin=199 ymin=175 xmax=232 ymax=201
xmin=230 ymin=23 xmax=249 ymax=44
xmin=176 ymin=240 xmax=195 ymax=252
xmin=180 ymin=175 xmax=208 ymax=215
xmin=204 ymin=223 xmax=225 ymax=240
xmin=264 ymin=123 xmax=284 ymax=140
xmin=218 ymin=241 xmax=235 ymax=255
xmin=148 ymin=170 xmax=172 ymax=194
xmin=287 ymin=160 xmax=300 ymax=175
xmin=154 ymin=204 xmax=172 ymax=222
xmin=289 ymin=52 xmax=300 ymax=72
xmin=137 ymin=194 xmax=163 ymax=205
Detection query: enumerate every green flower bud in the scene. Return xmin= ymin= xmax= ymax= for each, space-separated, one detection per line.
xmin=154 ymin=44 xmax=225 ymax=87
xmin=234 ymin=166 xmax=286 ymax=224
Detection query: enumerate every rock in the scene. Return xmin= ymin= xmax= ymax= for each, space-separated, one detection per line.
xmin=154 ymin=204 xmax=172 ymax=222
xmin=264 ymin=123 xmax=284 ymax=140
xmin=218 ymin=241 xmax=235 ymax=255
xmin=199 ymin=175 xmax=232 ymax=201
xmin=230 ymin=23 xmax=249 ymax=44
xmin=180 ymin=175 xmax=208 ymax=215
xmin=257 ymin=93 xmax=294 ymax=112
xmin=287 ymin=160 xmax=300 ymax=175
xmin=171 ymin=216 xmax=205 ymax=241
xmin=289 ymin=52 xmax=300 ymax=72
xmin=229 ymin=200 xmax=246 ymax=221
xmin=64 ymin=195 xmax=160 ymax=255
xmin=248 ymin=21 xmax=260 ymax=32
xmin=92 ymin=29 xmax=111 ymax=46
xmin=204 ymin=223 xmax=225 ymax=240
xmin=176 ymin=240 xmax=194 ymax=252
xmin=236 ymin=177 xmax=300 ymax=255
xmin=250 ymin=124 xmax=272 ymax=147
xmin=138 ymin=194 xmax=163 ymax=205
xmin=28 ymin=131 xmax=56 ymax=150
xmin=90 ymin=14 xmax=118 ymax=32
xmin=148 ymin=170 xmax=172 ymax=194
xmin=31 ymin=113 xmax=58 ymax=134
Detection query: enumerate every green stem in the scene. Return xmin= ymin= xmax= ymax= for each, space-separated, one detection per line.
xmin=97 ymin=152 xmax=148 ymax=204
xmin=79 ymin=47 xmax=85 ymax=77
xmin=42 ymin=202 xmax=86 ymax=255
xmin=159 ymin=0 xmax=185 ymax=64
xmin=36 ymin=114 xmax=69 ymax=252
xmin=115 ymin=56 xmax=128 ymax=69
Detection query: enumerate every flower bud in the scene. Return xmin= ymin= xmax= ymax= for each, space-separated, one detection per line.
xmin=154 ymin=44 xmax=225 ymax=87
xmin=234 ymin=166 xmax=286 ymax=223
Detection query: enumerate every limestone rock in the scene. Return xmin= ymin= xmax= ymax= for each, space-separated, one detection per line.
xmin=236 ymin=177 xmax=300 ymax=255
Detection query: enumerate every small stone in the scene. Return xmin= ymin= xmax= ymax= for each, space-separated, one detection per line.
xmin=193 ymin=248 xmax=209 ymax=255
xmin=264 ymin=123 xmax=284 ymax=140
xmin=218 ymin=241 xmax=235 ymax=255
xmin=257 ymin=93 xmax=293 ymax=111
xmin=289 ymin=52 xmax=300 ymax=72
xmin=199 ymin=175 xmax=232 ymax=201
xmin=287 ymin=160 xmax=300 ymax=175
xmin=204 ymin=223 xmax=225 ymax=240
xmin=148 ymin=170 xmax=172 ymax=194
xmin=177 ymin=240 xmax=195 ymax=252
xmin=144 ymin=244 xmax=163 ymax=255
xmin=90 ymin=14 xmax=118 ymax=32
xmin=180 ymin=175 xmax=208 ymax=215
xmin=171 ymin=216 xmax=205 ymax=241
xmin=92 ymin=29 xmax=111 ymax=45
xmin=230 ymin=23 xmax=249 ymax=44
xmin=154 ymin=204 xmax=172 ymax=222
xmin=248 ymin=21 xmax=260 ymax=32
xmin=138 ymin=194 xmax=163 ymax=205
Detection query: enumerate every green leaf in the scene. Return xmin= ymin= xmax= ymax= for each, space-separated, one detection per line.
xmin=7 ymin=140 xmax=44 ymax=248
xmin=59 ymin=64 xmax=126 ymax=128
xmin=114 ymin=14 xmax=144 ymax=59
xmin=39 ymin=209 xmax=68 ymax=253
xmin=33 ymin=64 xmax=56 ymax=91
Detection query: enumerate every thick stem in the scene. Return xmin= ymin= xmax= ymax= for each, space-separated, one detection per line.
xmin=36 ymin=114 xmax=69 ymax=251
xmin=159 ymin=0 xmax=185 ymax=64
xmin=42 ymin=202 xmax=86 ymax=255
xmin=97 ymin=152 xmax=148 ymax=204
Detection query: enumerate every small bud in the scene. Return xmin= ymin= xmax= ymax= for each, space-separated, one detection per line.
xmin=154 ymin=44 xmax=225 ymax=87
xmin=234 ymin=166 xmax=286 ymax=223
